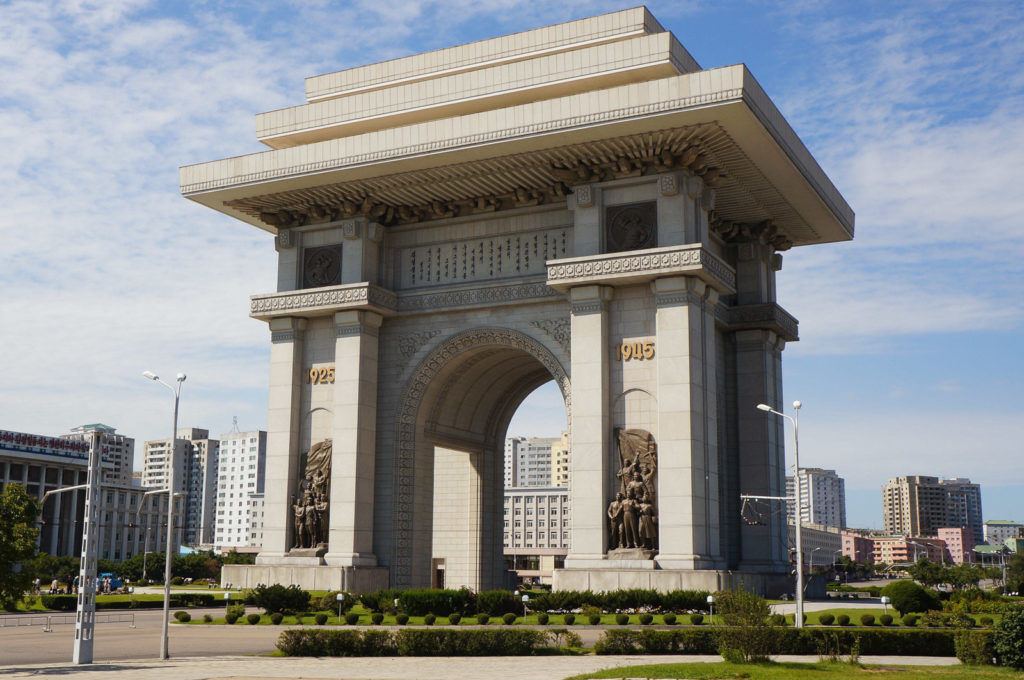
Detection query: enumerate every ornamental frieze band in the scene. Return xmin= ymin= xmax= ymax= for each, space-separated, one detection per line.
xmin=546 ymin=244 xmax=736 ymax=293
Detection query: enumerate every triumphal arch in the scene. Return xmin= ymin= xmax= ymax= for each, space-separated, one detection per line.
xmin=184 ymin=8 xmax=853 ymax=593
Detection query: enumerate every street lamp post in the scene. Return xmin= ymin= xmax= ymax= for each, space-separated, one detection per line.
xmin=143 ymin=370 xmax=185 ymax=660
xmin=707 ymin=594 xmax=715 ymax=625
xmin=756 ymin=400 xmax=803 ymax=628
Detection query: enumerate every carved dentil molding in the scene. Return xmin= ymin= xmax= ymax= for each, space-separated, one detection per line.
xmin=547 ymin=245 xmax=736 ymax=293
xmin=250 ymin=283 xmax=397 ymax=320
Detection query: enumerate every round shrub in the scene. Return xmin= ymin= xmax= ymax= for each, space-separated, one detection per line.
xmin=880 ymin=614 xmax=893 ymax=626
xmin=861 ymin=614 xmax=875 ymax=626
xmin=639 ymin=613 xmax=654 ymax=625
xmin=170 ymin=576 xmax=185 ymax=585
xmin=537 ymin=613 xmax=549 ymax=625
xmin=370 ymin=612 xmax=384 ymax=625
xmin=563 ymin=614 xmax=575 ymax=625
xmin=174 ymin=611 xmax=191 ymax=623
xmin=313 ymin=613 xmax=327 ymax=626
xmin=663 ymin=613 xmax=677 ymax=625
xmin=225 ymin=613 xmax=239 ymax=624
xmin=202 ymin=614 xmax=212 ymax=623
xmin=502 ymin=612 xmax=517 ymax=625
xmin=770 ymin=614 xmax=787 ymax=626
xmin=396 ymin=613 xmax=409 ymax=625
xmin=980 ymin=616 xmax=994 ymax=627
xmin=819 ymin=614 xmax=835 ymax=625
xmin=837 ymin=614 xmax=850 ymax=626
xmin=993 ymin=606 xmax=1024 ymax=669
xmin=882 ymin=580 xmax=941 ymax=616
xmin=476 ymin=613 xmax=490 ymax=625
xmin=248 ymin=613 xmax=262 ymax=625
xmin=689 ymin=613 xmax=704 ymax=625
xmin=270 ymin=613 xmax=284 ymax=625
xmin=588 ymin=614 xmax=601 ymax=625
xmin=615 ymin=613 xmax=629 ymax=625
xmin=345 ymin=612 xmax=360 ymax=625
xmin=448 ymin=612 xmax=461 ymax=625
xmin=423 ymin=613 xmax=436 ymax=626
xmin=902 ymin=614 xmax=919 ymax=627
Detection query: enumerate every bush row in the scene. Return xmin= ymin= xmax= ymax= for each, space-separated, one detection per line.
xmin=354 ymin=587 xmax=711 ymax=617
xmin=41 ymin=593 xmax=217 ymax=611
xmin=593 ymin=627 xmax=974 ymax=656
xmin=276 ymin=629 xmax=550 ymax=656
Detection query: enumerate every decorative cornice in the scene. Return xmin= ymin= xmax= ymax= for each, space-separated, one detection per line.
xmin=710 ymin=214 xmax=792 ymax=252
xmin=270 ymin=330 xmax=298 ymax=343
xmin=250 ymin=283 xmax=397 ymax=321
xmin=724 ymin=303 xmax=799 ymax=342
xmin=547 ymin=244 xmax=736 ymax=293
xmin=396 ymin=281 xmax=561 ymax=314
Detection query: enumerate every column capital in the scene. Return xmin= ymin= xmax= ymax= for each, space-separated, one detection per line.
xmin=268 ymin=316 xmax=307 ymax=343
xmin=334 ymin=309 xmax=383 ymax=335
xmin=651 ymin=276 xmax=718 ymax=306
xmin=568 ymin=284 xmax=613 ymax=314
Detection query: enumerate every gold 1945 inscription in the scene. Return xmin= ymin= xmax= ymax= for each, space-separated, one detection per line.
xmin=615 ymin=342 xmax=655 ymax=361
xmin=306 ymin=366 xmax=336 ymax=384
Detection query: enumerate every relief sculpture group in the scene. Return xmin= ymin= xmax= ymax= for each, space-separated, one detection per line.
xmin=607 ymin=428 xmax=658 ymax=554
xmin=291 ymin=438 xmax=331 ymax=551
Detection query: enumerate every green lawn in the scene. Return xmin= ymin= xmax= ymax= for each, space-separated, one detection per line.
xmin=569 ymin=661 xmax=1016 ymax=680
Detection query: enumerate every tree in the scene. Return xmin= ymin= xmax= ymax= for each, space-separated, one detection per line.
xmin=1005 ymin=553 xmax=1024 ymax=594
xmin=0 ymin=484 xmax=40 ymax=608
xmin=908 ymin=557 xmax=944 ymax=588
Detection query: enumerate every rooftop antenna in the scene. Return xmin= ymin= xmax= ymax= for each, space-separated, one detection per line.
xmin=231 ymin=416 xmax=240 ymax=434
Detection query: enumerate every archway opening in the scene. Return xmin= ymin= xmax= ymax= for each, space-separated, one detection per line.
xmin=395 ymin=329 xmax=569 ymax=591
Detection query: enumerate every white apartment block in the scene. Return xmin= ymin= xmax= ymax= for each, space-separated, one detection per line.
xmin=504 ymin=436 xmax=557 ymax=488
xmin=786 ymin=468 xmax=846 ymax=529
xmin=143 ymin=428 xmax=219 ymax=547
xmin=503 ymin=487 xmax=570 ymax=550
xmin=214 ymin=430 xmax=267 ymax=549
xmin=984 ymin=520 xmax=1023 ymax=545
xmin=551 ymin=431 xmax=570 ymax=488
xmin=61 ymin=423 xmax=135 ymax=486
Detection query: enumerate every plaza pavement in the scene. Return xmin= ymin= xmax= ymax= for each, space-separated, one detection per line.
xmin=0 ymin=654 xmax=961 ymax=680
xmin=0 ymin=605 xmax=961 ymax=679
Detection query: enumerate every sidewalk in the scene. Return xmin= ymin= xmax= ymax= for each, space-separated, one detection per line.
xmin=0 ymin=654 xmax=961 ymax=680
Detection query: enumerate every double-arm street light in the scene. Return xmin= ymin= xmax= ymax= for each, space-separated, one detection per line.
xmin=143 ymin=370 xmax=185 ymax=660
xmin=756 ymin=400 xmax=803 ymax=628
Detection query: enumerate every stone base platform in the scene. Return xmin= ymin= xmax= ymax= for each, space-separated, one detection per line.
xmin=552 ymin=567 xmax=791 ymax=596
xmin=221 ymin=564 xmax=389 ymax=593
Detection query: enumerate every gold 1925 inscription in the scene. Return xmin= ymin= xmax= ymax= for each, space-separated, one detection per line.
xmin=306 ymin=366 xmax=336 ymax=384
xmin=615 ymin=342 xmax=655 ymax=361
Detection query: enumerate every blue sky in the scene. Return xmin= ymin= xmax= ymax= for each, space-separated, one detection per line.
xmin=1 ymin=1 xmax=1021 ymax=531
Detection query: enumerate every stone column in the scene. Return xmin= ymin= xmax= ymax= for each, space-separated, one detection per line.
xmin=564 ymin=285 xmax=613 ymax=564
xmin=257 ymin=317 xmax=306 ymax=560
xmin=732 ymin=240 xmax=787 ymax=570
xmin=652 ymin=276 xmax=724 ymax=569
xmin=326 ymin=310 xmax=382 ymax=566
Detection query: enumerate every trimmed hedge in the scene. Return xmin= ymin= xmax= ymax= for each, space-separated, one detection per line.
xmin=529 ymin=588 xmax=709 ymax=613
xmin=395 ymin=588 xmax=473 ymax=617
xmin=41 ymin=593 xmax=216 ymax=611
xmin=593 ymin=628 xmax=978 ymax=656
xmin=276 ymin=629 xmax=549 ymax=656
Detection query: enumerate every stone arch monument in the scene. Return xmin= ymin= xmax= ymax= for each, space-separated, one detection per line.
xmin=188 ymin=8 xmax=853 ymax=594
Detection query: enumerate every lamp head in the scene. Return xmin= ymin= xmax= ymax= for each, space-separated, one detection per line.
xmin=792 ymin=400 xmax=802 ymax=410
xmin=143 ymin=371 xmax=158 ymax=381
xmin=176 ymin=373 xmax=187 ymax=383
xmin=756 ymin=403 xmax=772 ymax=412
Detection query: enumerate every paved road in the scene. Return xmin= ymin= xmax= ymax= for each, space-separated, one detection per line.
xmin=0 ymin=655 xmax=961 ymax=680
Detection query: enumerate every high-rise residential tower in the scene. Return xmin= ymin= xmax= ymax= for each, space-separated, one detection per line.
xmin=143 ymin=428 xmax=220 ymax=546
xmin=882 ymin=475 xmax=982 ymax=538
xmin=786 ymin=467 xmax=846 ymax=529
xmin=214 ymin=429 xmax=267 ymax=548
